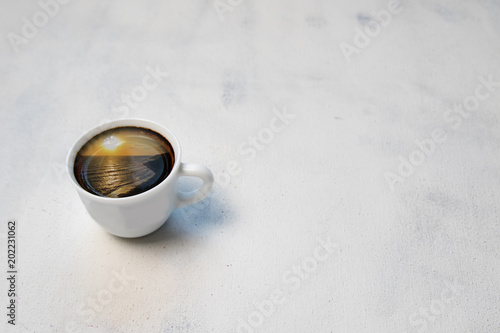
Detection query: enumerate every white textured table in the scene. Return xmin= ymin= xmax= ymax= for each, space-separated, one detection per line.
xmin=1 ymin=0 xmax=499 ymax=332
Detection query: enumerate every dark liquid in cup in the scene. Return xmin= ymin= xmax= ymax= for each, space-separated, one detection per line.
xmin=74 ymin=126 xmax=175 ymax=198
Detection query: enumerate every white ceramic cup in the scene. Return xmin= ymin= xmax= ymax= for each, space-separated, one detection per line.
xmin=67 ymin=119 xmax=214 ymax=238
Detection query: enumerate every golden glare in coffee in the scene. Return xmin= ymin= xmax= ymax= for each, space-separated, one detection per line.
xmin=74 ymin=127 xmax=175 ymax=198
xmin=102 ymin=135 xmax=122 ymax=151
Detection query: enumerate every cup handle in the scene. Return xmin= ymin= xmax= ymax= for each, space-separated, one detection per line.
xmin=176 ymin=163 xmax=214 ymax=208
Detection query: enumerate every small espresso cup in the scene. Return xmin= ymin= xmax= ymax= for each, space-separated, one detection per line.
xmin=67 ymin=119 xmax=214 ymax=238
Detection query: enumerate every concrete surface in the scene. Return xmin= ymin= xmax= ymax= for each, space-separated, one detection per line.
xmin=1 ymin=0 xmax=499 ymax=332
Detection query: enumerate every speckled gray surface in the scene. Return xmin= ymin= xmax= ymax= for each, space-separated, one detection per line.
xmin=1 ymin=0 xmax=499 ymax=332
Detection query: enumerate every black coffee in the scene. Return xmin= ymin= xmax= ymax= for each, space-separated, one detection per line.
xmin=74 ymin=126 xmax=175 ymax=198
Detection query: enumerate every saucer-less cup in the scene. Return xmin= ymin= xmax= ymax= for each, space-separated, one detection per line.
xmin=67 ymin=119 xmax=214 ymax=238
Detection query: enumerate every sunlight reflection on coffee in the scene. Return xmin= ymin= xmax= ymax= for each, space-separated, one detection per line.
xmin=74 ymin=127 xmax=175 ymax=198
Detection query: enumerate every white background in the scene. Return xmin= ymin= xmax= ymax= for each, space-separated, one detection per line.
xmin=1 ymin=0 xmax=499 ymax=332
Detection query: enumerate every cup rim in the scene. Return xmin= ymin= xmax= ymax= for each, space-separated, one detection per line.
xmin=66 ymin=118 xmax=182 ymax=204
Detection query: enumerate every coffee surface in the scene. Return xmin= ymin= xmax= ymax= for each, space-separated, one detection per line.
xmin=74 ymin=126 xmax=174 ymax=198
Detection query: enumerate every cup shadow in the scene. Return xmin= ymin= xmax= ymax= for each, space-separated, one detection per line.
xmin=112 ymin=192 xmax=231 ymax=246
